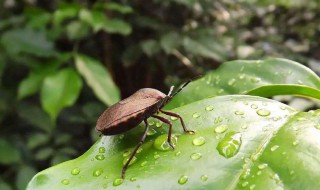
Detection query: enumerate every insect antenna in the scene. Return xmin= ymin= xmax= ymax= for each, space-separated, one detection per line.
xmin=169 ymin=75 xmax=202 ymax=98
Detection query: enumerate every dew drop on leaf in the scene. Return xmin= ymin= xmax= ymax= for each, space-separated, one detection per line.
xmin=270 ymin=145 xmax=279 ymax=152
xmin=256 ymin=109 xmax=271 ymax=117
xmin=205 ymin=106 xmax=214 ymax=111
xmin=192 ymin=136 xmax=206 ymax=146
xmin=71 ymin=168 xmax=80 ymax=175
xmin=190 ymin=153 xmax=202 ymax=160
xmin=251 ymin=104 xmax=258 ymax=109
xmin=216 ymin=132 xmax=242 ymax=158
xmin=214 ymin=125 xmax=228 ymax=134
xmin=201 ymin=175 xmax=208 ymax=182
xmin=153 ymin=134 xmax=177 ymax=151
xmin=113 ymin=178 xmax=123 ymax=186
xmin=170 ymin=116 xmax=178 ymax=121
xmin=93 ymin=168 xmax=103 ymax=177
xmin=95 ymin=154 xmax=105 ymax=160
xmin=192 ymin=112 xmax=200 ymax=118
xmin=61 ymin=179 xmax=70 ymax=185
xmin=235 ymin=110 xmax=244 ymax=115
xmin=178 ymin=175 xmax=188 ymax=185
xmin=123 ymin=156 xmax=137 ymax=166
xmin=98 ymin=147 xmax=106 ymax=153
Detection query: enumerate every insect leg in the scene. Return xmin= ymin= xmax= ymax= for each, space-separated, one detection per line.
xmin=122 ymin=119 xmax=149 ymax=179
xmin=160 ymin=109 xmax=195 ymax=134
xmin=152 ymin=115 xmax=175 ymax=149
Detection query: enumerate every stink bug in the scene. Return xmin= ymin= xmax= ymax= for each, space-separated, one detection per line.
xmin=96 ymin=80 xmax=194 ymax=178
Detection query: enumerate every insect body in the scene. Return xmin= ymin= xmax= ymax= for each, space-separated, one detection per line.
xmin=96 ymin=81 xmax=194 ymax=179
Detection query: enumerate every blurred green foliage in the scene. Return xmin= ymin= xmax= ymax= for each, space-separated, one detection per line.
xmin=0 ymin=0 xmax=320 ymax=189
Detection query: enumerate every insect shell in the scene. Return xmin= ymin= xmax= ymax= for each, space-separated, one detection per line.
xmin=96 ymin=88 xmax=169 ymax=135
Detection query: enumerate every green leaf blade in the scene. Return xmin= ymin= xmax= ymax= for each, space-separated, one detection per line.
xmin=75 ymin=55 xmax=120 ymax=106
xmin=27 ymin=95 xmax=320 ymax=190
xmin=40 ymin=68 xmax=83 ymax=121
xmin=167 ymin=58 xmax=320 ymax=109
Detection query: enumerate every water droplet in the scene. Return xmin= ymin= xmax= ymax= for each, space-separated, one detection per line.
xmin=113 ymin=178 xmax=123 ymax=186
xmin=241 ymin=168 xmax=251 ymax=179
xmin=251 ymin=77 xmax=261 ymax=83
xmin=123 ymin=156 xmax=137 ymax=166
xmin=192 ymin=136 xmax=206 ymax=146
xmin=93 ymin=168 xmax=103 ymax=177
xmin=95 ymin=154 xmax=105 ymax=160
xmin=270 ymin=145 xmax=279 ymax=152
xmin=297 ymin=117 xmax=307 ymax=121
xmin=175 ymin=151 xmax=181 ymax=157
xmin=214 ymin=125 xmax=228 ymax=134
xmin=315 ymin=125 xmax=320 ymax=130
xmin=242 ymin=181 xmax=249 ymax=187
xmin=290 ymin=170 xmax=295 ymax=175
xmin=192 ymin=112 xmax=200 ymax=118
xmin=280 ymin=106 xmax=286 ymax=110
xmin=71 ymin=168 xmax=80 ymax=175
xmin=250 ymin=184 xmax=256 ymax=190
xmin=130 ymin=177 xmax=137 ymax=181
xmin=201 ymin=175 xmax=208 ymax=182
xmin=170 ymin=116 xmax=178 ymax=121
xmin=123 ymin=150 xmax=131 ymax=157
xmin=190 ymin=153 xmax=202 ymax=160
xmin=235 ymin=111 xmax=244 ymax=115
xmin=251 ymin=104 xmax=258 ymax=109
xmin=292 ymin=140 xmax=299 ymax=146
xmin=257 ymin=171 xmax=262 ymax=175
xmin=178 ymin=175 xmax=188 ymax=185
xmin=137 ymin=147 xmax=143 ymax=153
xmin=256 ymin=109 xmax=271 ymax=117
xmin=156 ymin=122 xmax=163 ymax=128
xmin=205 ymin=106 xmax=214 ymax=111
xmin=153 ymin=134 xmax=177 ymax=151
xmin=241 ymin=124 xmax=248 ymax=129
xmin=104 ymin=175 xmax=108 ymax=179
xmin=239 ymin=74 xmax=246 ymax=79
xmin=228 ymin=78 xmax=236 ymax=86
xmin=61 ymin=179 xmax=70 ymax=185
xmin=140 ymin=161 xmax=148 ymax=167
xmin=147 ymin=128 xmax=157 ymax=136
xmin=103 ymin=183 xmax=107 ymax=189
xmin=216 ymin=132 xmax=242 ymax=158
xmin=297 ymin=80 xmax=303 ymax=84
xmin=154 ymin=154 xmax=160 ymax=159
xmin=149 ymin=120 xmax=155 ymax=126
xmin=99 ymin=147 xmax=106 ymax=153
xmin=258 ymin=163 xmax=267 ymax=170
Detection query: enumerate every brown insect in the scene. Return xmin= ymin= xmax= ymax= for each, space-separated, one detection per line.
xmin=96 ymin=81 xmax=194 ymax=179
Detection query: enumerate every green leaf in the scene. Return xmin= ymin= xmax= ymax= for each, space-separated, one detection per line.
xmin=27 ymin=133 xmax=50 ymax=150
xmin=75 ymin=54 xmax=120 ymax=106
xmin=182 ymin=36 xmax=226 ymax=61
xmin=53 ymin=3 xmax=81 ymax=26
xmin=79 ymin=9 xmax=131 ymax=35
xmin=104 ymin=3 xmax=133 ymax=14
xmin=66 ymin=21 xmax=90 ymax=40
xmin=0 ymin=28 xmax=56 ymax=57
xmin=34 ymin=148 xmax=54 ymax=161
xmin=141 ymin=39 xmax=161 ymax=56
xmin=41 ymin=68 xmax=83 ymax=121
xmin=167 ymin=58 xmax=320 ymax=109
xmin=160 ymin=32 xmax=181 ymax=53
xmin=0 ymin=139 xmax=20 ymax=164
xmin=18 ymin=62 xmax=61 ymax=99
xmin=102 ymin=18 xmax=132 ymax=35
xmin=28 ymin=95 xmax=320 ymax=189
xmin=16 ymin=166 xmax=37 ymax=190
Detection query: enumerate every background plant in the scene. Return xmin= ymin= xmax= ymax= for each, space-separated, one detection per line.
xmin=1 ymin=0 xmax=320 ymax=189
